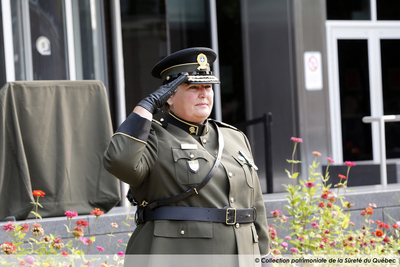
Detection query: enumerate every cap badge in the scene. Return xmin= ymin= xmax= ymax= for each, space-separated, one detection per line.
xmin=197 ymin=53 xmax=210 ymax=71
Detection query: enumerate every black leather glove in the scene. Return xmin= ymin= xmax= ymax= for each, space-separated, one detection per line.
xmin=138 ymin=73 xmax=189 ymax=114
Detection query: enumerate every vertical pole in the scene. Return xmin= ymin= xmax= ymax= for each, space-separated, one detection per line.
xmin=264 ymin=113 xmax=273 ymax=193
xmin=379 ymin=117 xmax=387 ymax=186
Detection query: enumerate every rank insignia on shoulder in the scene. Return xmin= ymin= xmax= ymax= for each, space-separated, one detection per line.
xmin=187 ymin=160 xmax=200 ymax=173
xmin=181 ymin=143 xmax=198 ymax=150
xmin=239 ymin=151 xmax=258 ymax=170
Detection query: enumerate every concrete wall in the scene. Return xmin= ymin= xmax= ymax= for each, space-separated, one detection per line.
xmin=292 ymin=0 xmax=332 ymax=177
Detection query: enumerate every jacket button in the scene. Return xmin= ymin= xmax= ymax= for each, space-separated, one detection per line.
xmin=228 ymin=172 xmax=233 ymax=178
xmin=235 ymin=223 xmax=240 ymax=228
xmin=202 ymin=139 xmax=207 ymax=144
xmin=230 ymin=198 xmax=234 ymax=203
xmin=190 ymin=154 xmax=194 ymax=159
xmin=180 ymin=230 xmax=185 ymax=235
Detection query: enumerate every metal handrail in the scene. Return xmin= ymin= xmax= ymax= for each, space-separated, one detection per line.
xmin=362 ymin=115 xmax=400 ymax=186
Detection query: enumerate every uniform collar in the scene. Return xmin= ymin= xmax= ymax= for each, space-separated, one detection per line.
xmin=166 ymin=112 xmax=208 ymax=136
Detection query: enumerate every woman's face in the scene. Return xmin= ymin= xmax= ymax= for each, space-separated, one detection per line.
xmin=168 ymin=83 xmax=214 ymax=124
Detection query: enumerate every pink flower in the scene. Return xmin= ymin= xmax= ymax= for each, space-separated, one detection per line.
xmin=280 ymin=215 xmax=288 ymax=222
xmin=318 ymin=202 xmax=325 ymax=208
xmin=65 ymin=210 xmax=78 ymax=219
xmin=327 ymin=203 xmax=332 ymax=208
xmin=79 ymin=237 xmax=90 ymax=245
xmin=25 ymin=256 xmax=34 ymax=264
xmin=97 ymin=246 xmax=105 ymax=252
xmin=319 ymin=244 xmax=324 ymax=248
xmin=344 ymin=161 xmax=356 ymax=167
xmin=111 ymin=222 xmax=118 ymax=228
xmin=62 ymin=251 xmax=68 ymax=257
xmin=20 ymin=223 xmax=30 ymax=232
xmin=349 ymin=222 xmax=355 ymax=226
xmin=118 ymin=251 xmax=125 ymax=257
xmin=3 ymin=221 xmax=16 ymax=232
xmin=290 ymin=137 xmax=303 ymax=143
xmin=19 ymin=260 xmax=27 ymax=266
xmin=118 ymin=239 xmax=123 ymax=243
xmin=305 ymin=181 xmax=315 ymax=188
xmin=281 ymin=242 xmax=288 ymax=248
xmin=285 ymin=236 xmax=291 ymax=240
xmin=290 ymin=247 xmax=298 ymax=253
xmin=311 ymin=222 xmax=319 ymax=228
xmin=369 ymin=203 xmax=377 ymax=208
xmin=331 ymin=211 xmax=338 ymax=218
xmin=312 ymin=151 xmax=321 ymax=156
xmin=298 ymin=237 xmax=304 ymax=242
xmin=270 ymin=210 xmax=282 ymax=218
xmin=327 ymin=157 xmax=335 ymax=163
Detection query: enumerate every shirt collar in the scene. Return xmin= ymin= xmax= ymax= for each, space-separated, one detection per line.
xmin=166 ymin=112 xmax=208 ymax=136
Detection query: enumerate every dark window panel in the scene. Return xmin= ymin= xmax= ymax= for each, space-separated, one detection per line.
xmin=338 ymin=40 xmax=372 ymax=161
xmin=327 ymin=0 xmax=370 ymax=20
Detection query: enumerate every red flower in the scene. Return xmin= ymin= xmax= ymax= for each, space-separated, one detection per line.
xmin=376 ymin=230 xmax=383 ymax=237
xmin=32 ymin=190 xmax=45 ymax=197
xmin=338 ymin=174 xmax=347 ymax=180
xmin=1 ymin=242 xmax=16 ymax=255
xmin=328 ymin=196 xmax=335 ymax=203
xmin=344 ymin=161 xmax=356 ymax=167
xmin=393 ymin=224 xmax=399 ymax=229
xmin=383 ymin=237 xmax=390 ymax=243
xmin=76 ymin=219 xmax=89 ymax=227
xmin=62 ymin=251 xmax=68 ymax=257
xmin=365 ymin=207 xmax=373 ymax=215
xmin=305 ymin=182 xmax=315 ymax=188
xmin=90 ymin=208 xmax=104 ymax=217
xmin=318 ymin=202 xmax=325 ymax=208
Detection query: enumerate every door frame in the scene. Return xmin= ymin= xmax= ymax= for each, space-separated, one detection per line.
xmin=326 ymin=21 xmax=400 ymax=163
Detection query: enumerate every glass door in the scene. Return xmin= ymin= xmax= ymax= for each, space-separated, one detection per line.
xmin=327 ymin=24 xmax=400 ymax=163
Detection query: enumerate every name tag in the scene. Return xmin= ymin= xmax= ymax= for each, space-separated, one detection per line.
xmin=181 ymin=144 xmax=198 ymax=150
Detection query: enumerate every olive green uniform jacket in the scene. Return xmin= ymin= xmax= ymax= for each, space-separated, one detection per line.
xmin=103 ymin=112 xmax=270 ymax=261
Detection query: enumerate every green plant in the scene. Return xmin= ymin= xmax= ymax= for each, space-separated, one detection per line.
xmin=269 ymin=137 xmax=400 ymax=257
xmin=0 ymin=190 xmax=129 ymax=266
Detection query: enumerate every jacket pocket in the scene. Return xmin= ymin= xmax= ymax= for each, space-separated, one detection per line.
xmin=232 ymin=155 xmax=254 ymax=188
xmin=154 ymin=220 xmax=213 ymax=238
xmin=172 ymin=148 xmax=210 ymax=185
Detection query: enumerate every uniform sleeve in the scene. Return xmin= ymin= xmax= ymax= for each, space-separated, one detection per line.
xmin=103 ymin=112 xmax=158 ymax=187
xmin=243 ymin=133 xmax=271 ymax=256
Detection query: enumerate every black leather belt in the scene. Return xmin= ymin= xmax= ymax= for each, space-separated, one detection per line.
xmin=135 ymin=206 xmax=257 ymax=225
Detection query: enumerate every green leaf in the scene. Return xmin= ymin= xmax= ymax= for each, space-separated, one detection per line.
xmin=36 ymin=202 xmax=43 ymax=208
xmin=30 ymin=211 xmax=42 ymax=219
xmin=291 ymin=172 xmax=299 ymax=179
xmin=121 ymin=221 xmax=130 ymax=227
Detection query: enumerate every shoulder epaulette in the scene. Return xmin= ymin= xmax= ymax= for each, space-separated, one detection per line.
xmin=209 ymin=119 xmax=238 ymax=131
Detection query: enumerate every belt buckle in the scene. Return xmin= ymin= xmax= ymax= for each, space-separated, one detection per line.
xmin=225 ymin=207 xmax=236 ymax=225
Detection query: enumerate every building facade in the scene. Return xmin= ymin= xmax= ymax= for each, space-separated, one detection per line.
xmin=1 ymin=0 xmax=400 ymax=194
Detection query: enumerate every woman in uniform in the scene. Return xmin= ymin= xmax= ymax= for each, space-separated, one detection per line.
xmin=103 ymin=47 xmax=270 ymax=266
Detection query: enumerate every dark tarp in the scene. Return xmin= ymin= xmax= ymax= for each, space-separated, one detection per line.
xmin=0 ymin=80 xmax=121 ymax=220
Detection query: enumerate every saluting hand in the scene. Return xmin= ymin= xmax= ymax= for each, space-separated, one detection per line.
xmin=137 ymin=73 xmax=188 ymax=114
